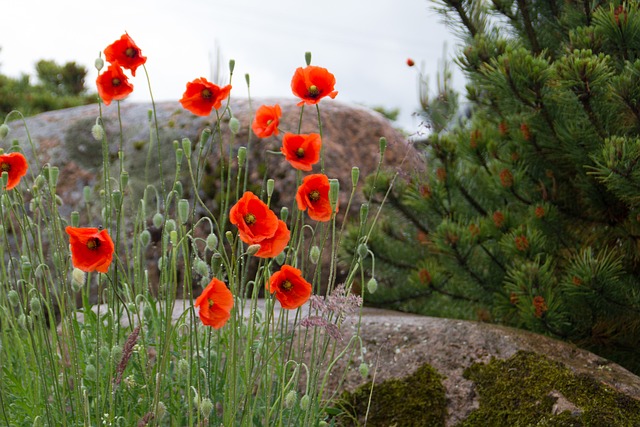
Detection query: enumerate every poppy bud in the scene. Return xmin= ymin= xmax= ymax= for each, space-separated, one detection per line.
xmin=174 ymin=181 xmax=183 ymax=198
xmin=178 ymin=199 xmax=190 ymax=224
xmin=285 ymin=390 xmax=298 ymax=409
xmin=237 ymin=146 xmax=246 ymax=167
xmin=229 ymin=59 xmax=236 ymax=74
xmin=152 ymin=212 xmax=164 ymax=228
xmin=267 ymin=179 xmax=275 ymax=198
xmin=275 ymin=252 xmax=285 ymax=265
xmin=71 ymin=211 xmax=80 ymax=227
xmin=379 ymin=137 xmax=387 ymax=155
xmin=0 ymin=123 xmax=9 ymax=140
xmin=300 ymin=394 xmax=310 ymax=410
xmin=165 ymin=219 xmax=176 ymax=235
xmin=246 ymin=244 xmax=261 ymax=256
xmin=21 ymin=259 xmax=32 ymax=278
xmin=229 ymin=117 xmax=240 ymax=134
xmin=91 ymin=123 xmax=104 ymax=141
xmin=71 ymin=268 xmax=85 ymax=292
xmin=280 ymin=206 xmax=289 ymax=222
xmin=360 ymin=203 xmax=369 ymax=225
xmin=181 ymin=138 xmax=192 ymax=158
xmin=351 ymin=167 xmax=360 ymax=187
xmin=406 ymin=58 xmax=415 ymax=67
xmin=206 ymin=233 xmax=219 ymax=251
xmin=95 ymin=56 xmax=104 ymax=71
xmin=139 ymin=229 xmax=151 ymax=247
xmin=7 ymin=290 xmax=20 ymax=307
xmin=359 ymin=362 xmax=369 ymax=378
xmin=309 ymin=245 xmax=321 ymax=264
xmin=225 ymin=230 xmax=234 ymax=244
xmin=200 ymin=397 xmax=214 ymax=418
xmin=195 ymin=258 xmax=209 ymax=277
xmin=305 ymin=51 xmax=312 ymax=66
xmin=357 ymin=243 xmax=368 ymax=259
xmin=177 ymin=358 xmax=189 ymax=377
xmin=29 ymin=296 xmax=41 ymax=316
xmin=120 ymin=171 xmax=129 ymax=189
xmin=17 ymin=314 xmax=27 ymax=330
xmin=143 ymin=303 xmax=153 ymax=320
xmin=329 ymin=179 xmax=339 ymax=211
xmin=367 ymin=277 xmax=378 ymax=294
xmin=112 ymin=190 xmax=122 ymax=206
xmin=85 ymin=364 xmax=97 ymax=380
xmin=199 ymin=128 xmax=212 ymax=148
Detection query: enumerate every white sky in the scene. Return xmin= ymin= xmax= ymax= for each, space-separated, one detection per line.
xmin=0 ymin=0 xmax=466 ymax=131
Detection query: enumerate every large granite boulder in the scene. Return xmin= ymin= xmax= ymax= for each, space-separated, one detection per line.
xmin=4 ymin=99 xmax=417 ymax=221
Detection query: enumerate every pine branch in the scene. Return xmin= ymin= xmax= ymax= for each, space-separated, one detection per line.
xmin=517 ymin=0 xmax=541 ymax=54
xmin=457 ymin=181 xmax=488 ymax=216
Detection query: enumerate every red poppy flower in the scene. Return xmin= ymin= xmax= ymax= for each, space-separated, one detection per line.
xmin=296 ymin=174 xmax=337 ymax=222
xmin=0 ymin=152 xmax=28 ymax=190
xmin=179 ymin=77 xmax=232 ymax=116
xmin=252 ymin=104 xmax=281 ymax=138
xmin=291 ymin=65 xmax=338 ymax=106
xmin=268 ymin=265 xmax=312 ymax=310
xmin=96 ymin=64 xmax=134 ymax=106
xmin=103 ymin=33 xmax=146 ymax=77
xmin=194 ymin=277 xmax=234 ymax=329
xmin=230 ymin=191 xmax=280 ymax=244
xmin=281 ymin=133 xmax=322 ymax=171
xmin=254 ymin=220 xmax=290 ymax=258
xmin=65 ymin=226 xmax=115 ymax=273
xmin=406 ymin=58 xmax=415 ymax=67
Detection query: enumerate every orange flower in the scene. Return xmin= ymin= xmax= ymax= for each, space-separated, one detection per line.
xmin=296 ymin=174 xmax=337 ymax=222
xmin=96 ymin=64 xmax=134 ymax=106
xmin=493 ymin=211 xmax=505 ymax=228
xmin=291 ymin=65 xmax=338 ymax=106
xmin=180 ymin=77 xmax=232 ymax=116
xmin=252 ymin=104 xmax=281 ymax=138
xmin=268 ymin=265 xmax=312 ymax=310
xmin=281 ymin=133 xmax=322 ymax=171
xmin=406 ymin=58 xmax=415 ymax=67
xmin=194 ymin=277 xmax=234 ymax=329
xmin=254 ymin=220 xmax=290 ymax=258
xmin=533 ymin=295 xmax=548 ymax=318
xmin=65 ymin=226 xmax=115 ymax=273
xmin=515 ymin=235 xmax=529 ymax=251
xmin=230 ymin=191 xmax=280 ymax=244
xmin=103 ymin=33 xmax=146 ymax=77
xmin=0 ymin=152 xmax=28 ymax=190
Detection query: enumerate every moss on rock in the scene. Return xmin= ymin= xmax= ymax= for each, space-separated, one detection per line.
xmin=340 ymin=362 xmax=447 ymax=426
xmin=458 ymin=351 xmax=640 ymax=426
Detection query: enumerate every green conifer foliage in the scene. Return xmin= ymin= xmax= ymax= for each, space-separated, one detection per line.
xmin=345 ymin=1 xmax=640 ymax=373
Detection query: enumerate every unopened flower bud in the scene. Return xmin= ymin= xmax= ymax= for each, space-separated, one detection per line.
xmin=7 ymin=290 xmax=20 ymax=307
xmin=17 ymin=314 xmax=27 ymax=329
xmin=357 ymin=243 xmax=368 ymax=260
xmin=359 ymin=362 xmax=369 ymax=378
xmin=267 ymin=179 xmax=275 ymax=198
xmin=85 ymin=364 xmax=96 ymax=380
xmin=233 ymin=147 xmax=245 ymax=169
xmin=178 ymin=199 xmax=190 ymax=224
xmin=199 ymin=128 xmax=212 ymax=147
xmin=151 ymin=212 xmax=164 ymax=228
xmin=164 ymin=218 xmax=176 ymax=234
xmin=0 ymin=123 xmax=9 ymax=140
xmin=285 ymin=390 xmax=298 ymax=409
xmin=280 ymin=207 xmax=289 ymax=222
xmin=229 ymin=117 xmax=240 ymax=134
xmin=246 ymin=244 xmax=261 ymax=256
xmin=200 ymin=397 xmax=214 ymax=418
xmin=181 ymin=138 xmax=192 ymax=157
xmin=143 ymin=303 xmax=153 ymax=320
xmin=139 ymin=229 xmax=151 ymax=247
xmin=367 ymin=278 xmax=378 ymax=294
xmin=309 ymin=245 xmax=320 ymax=264
xmin=206 ymin=233 xmax=218 ymax=251
xmin=351 ymin=167 xmax=360 ymax=187
xmin=111 ymin=345 xmax=122 ymax=364
xmin=95 ymin=56 xmax=104 ymax=71
xmin=379 ymin=137 xmax=387 ymax=156
xmin=305 ymin=51 xmax=312 ymax=66
xmin=300 ymin=394 xmax=311 ymax=411
xmin=72 ymin=268 xmax=85 ymax=292
xmin=111 ymin=190 xmax=122 ymax=206
xmin=329 ymin=179 xmax=339 ymax=211
xmin=91 ymin=123 xmax=104 ymax=141
xmin=195 ymin=258 xmax=209 ymax=277
xmin=275 ymin=252 xmax=285 ymax=265
xmin=21 ymin=260 xmax=32 ymax=278
xmin=225 ymin=230 xmax=234 ymax=244
xmin=177 ymin=358 xmax=189 ymax=377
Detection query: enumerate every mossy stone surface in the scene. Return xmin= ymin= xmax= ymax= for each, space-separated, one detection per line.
xmin=458 ymin=351 xmax=640 ymax=426
xmin=340 ymin=362 xmax=447 ymax=426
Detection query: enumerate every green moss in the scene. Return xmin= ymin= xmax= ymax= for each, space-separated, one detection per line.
xmin=340 ymin=362 xmax=446 ymax=426
xmin=458 ymin=351 xmax=640 ymax=426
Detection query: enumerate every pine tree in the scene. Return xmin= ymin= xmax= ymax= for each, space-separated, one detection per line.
xmin=346 ymin=0 xmax=640 ymax=374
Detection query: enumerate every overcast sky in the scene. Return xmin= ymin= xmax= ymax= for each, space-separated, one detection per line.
xmin=0 ymin=0 xmax=466 ymax=132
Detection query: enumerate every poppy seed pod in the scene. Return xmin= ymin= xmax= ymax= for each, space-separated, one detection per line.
xmin=199 ymin=128 xmax=211 ymax=147
xmin=305 ymin=51 xmax=312 ymax=66
xmin=359 ymin=203 xmax=369 ymax=225
xmin=379 ymin=137 xmax=387 ymax=155
xmin=229 ymin=59 xmax=235 ymax=73
xmin=280 ymin=206 xmax=289 ymax=222
xmin=329 ymin=179 xmax=339 ymax=211
xmin=120 ymin=171 xmax=129 ymax=189
xmin=70 ymin=211 xmax=80 ymax=227
xmin=178 ymin=199 xmax=190 ymax=224
xmin=267 ymin=179 xmax=275 ymax=198
xmin=245 ymin=73 xmax=250 ymax=87
xmin=237 ymin=146 xmax=246 ymax=167
xmin=181 ymin=138 xmax=192 ymax=158
xmin=351 ymin=167 xmax=360 ymax=187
